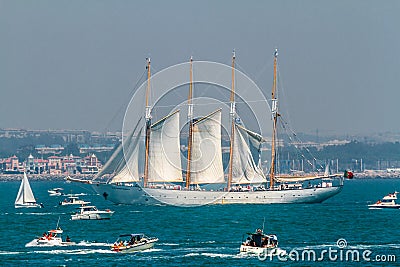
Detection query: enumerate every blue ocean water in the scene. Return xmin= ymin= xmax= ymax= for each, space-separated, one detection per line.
xmin=0 ymin=178 xmax=399 ymax=266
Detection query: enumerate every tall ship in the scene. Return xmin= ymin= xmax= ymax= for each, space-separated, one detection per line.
xmin=70 ymin=50 xmax=343 ymax=206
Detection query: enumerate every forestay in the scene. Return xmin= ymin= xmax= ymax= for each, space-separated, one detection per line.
xmin=93 ymin=118 xmax=142 ymax=183
xmin=110 ymin=128 xmax=142 ymax=183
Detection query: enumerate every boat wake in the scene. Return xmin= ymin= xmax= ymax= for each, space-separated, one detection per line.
xmin=288 ymin=242 xmax=400 ymax=250
xmin=30 ymin=248 xmax=113 ymax=254
xmin=0 ymin=250 xmax=22 ymax=255
xmin=15 ymin=212 xmax=67 ymax=216
xmin=25 ymin=240 xmax=112 ymax=248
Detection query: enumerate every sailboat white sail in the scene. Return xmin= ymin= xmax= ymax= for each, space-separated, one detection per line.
xmin=148 ymin=110 xmax=183 ymax=183
xmin=109 ymin=128 xmax=142 ymax=183
xmin=190 ymin=109 xmax=225 ymax=185
xmin=231 ymin=124 xmax=265 ymax=184
xmin=92 ymin=118 xmax=142 ymax=184
xmin=15 ymin=172 xmax=42 ymax=208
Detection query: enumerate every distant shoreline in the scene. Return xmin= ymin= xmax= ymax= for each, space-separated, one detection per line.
xmin=0 ymin=174 xmax=106 ymax=182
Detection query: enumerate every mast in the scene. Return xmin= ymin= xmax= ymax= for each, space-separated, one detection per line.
xmin=185 ymin=56 xmax=194 ymax=189
xmin=227 ymin=50 xmax=236 ymax=190
xmin=143 ymin=57 xmax=151 ymax=187
xmin=269 ymin=49 xmax=278 ymax=189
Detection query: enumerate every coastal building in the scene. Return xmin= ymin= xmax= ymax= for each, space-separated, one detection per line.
xmin=0 ymin=153 xmax=103 ymax=175
xmin=0 ymin=155 xmax=23 ymax=174
xmin=79 ymin=154 xmax=101 ymax=174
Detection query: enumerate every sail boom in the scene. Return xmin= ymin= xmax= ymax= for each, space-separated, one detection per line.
xmin=275 ymin=174 xmax=341 ymax=183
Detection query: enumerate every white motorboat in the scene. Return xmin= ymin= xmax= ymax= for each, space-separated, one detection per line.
xmin=111 ymin=234 xmax=158 ymax=253
xmin=368 ymin=192 xmax=400 ymax=209
xmin=59 ymin=196 xmax=89 ymax=206
xmin=48 ymin=187 xmax=64 ymax=196
xmin=15 ymin=172 xmax=43 ymax=208
xmin=71 ymin=205 xmax=114 ymax=220
xmin=26 ymin=228 xmax=75 ymax=247
xmin=240 ymin=228 xmax=286 ymax=257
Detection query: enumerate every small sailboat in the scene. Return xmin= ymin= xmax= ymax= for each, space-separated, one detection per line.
xmin=15 ymin=172 xmax=42 ymax=208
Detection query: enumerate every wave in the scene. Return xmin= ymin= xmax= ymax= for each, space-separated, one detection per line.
xmin=182 ymin=252 xmax=238 ymax=259
xmin=15 ymin=212 xmax=66 ymax=215
xmin=287 ymin=243 xmax=400 ymax=250
xmin=0 ymin=251 xmax=22 ymax=255
xmin=30 ymin=248 xmax=113 ymax=254
xmin=25 ymin=240 xmax=112 ymax=248
xmin=75 ymin=241 xmax=112 ymax=247
xmin=159 ymin=243 xmax=179 ymax=246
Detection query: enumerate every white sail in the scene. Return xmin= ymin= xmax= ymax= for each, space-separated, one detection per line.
xmin=95 ymin=118 xmax=142 ymax=181
xmin=190 ymin=109 xmax=225 ymax=184
xmin=15 ymin=172 xmax=37 ymax=205
xmin=231 ymin=124 xmax=266 ymax=184
xmin=148 ymin=110 xmax=183 ymax=183
xmin=110 ymin=128 xmax=142 ymax=183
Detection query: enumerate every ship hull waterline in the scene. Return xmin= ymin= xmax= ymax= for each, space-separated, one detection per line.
xmin=92 ymin=183 xmax=343 ymax=206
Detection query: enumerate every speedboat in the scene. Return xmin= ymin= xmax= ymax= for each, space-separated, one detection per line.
xmin=368 ymin=192 xmax=400 ymax=209
xmin=26 ymin=228 xmax=75 ymax=247
xmin=239 ymin=228 xmax=287 ymax=257
xmin=48 ymin=187 xmax=64 ymax=196
xmin=59 ymin=196 xmax=89 ymax=206
xmin=71 ymin=204 xmax=114 ymax=220
xmin=111 ymin=234 xmax=158 ymax=253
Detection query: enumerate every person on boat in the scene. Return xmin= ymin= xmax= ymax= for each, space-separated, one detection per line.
xmin=270 ymin=235 xmax=278 ymax=247
xmin=243 ymin=237 xmax=251 ymax=246
xmin=262 ymin=236 xmax=269 ymax=247
xmin=66 ymin=236 xmax=71 ymax=242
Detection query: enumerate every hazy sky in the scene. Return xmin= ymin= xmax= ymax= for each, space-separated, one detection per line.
xmin=1 ymin=0 xmax=399 ymax=135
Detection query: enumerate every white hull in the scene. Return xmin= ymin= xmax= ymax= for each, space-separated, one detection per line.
xmin=15 ymin=203 xmax=41 ymax=208
xmin=26 ymin=238 xmax=75 ymax=247
xmin=368 ymin=204 xmax=400 ymax=209
xmin=92 ymin=183 xmax=343 ymax=206
xmin=60 ymin=201 xmax=88 ymax=206
xmin=239 ymin=245 xmax=286 ymax=256
xmin=111 ymin=239 xmax=157 ymax=253
xmin=71 ymin=211 xmax=114 ymax=220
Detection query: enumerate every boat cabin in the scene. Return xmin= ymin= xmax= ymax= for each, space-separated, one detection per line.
xmin=242 ymin=229 xmax=278 ymax=248
xmin=115 ymin=234 xmax=146 ymax=246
